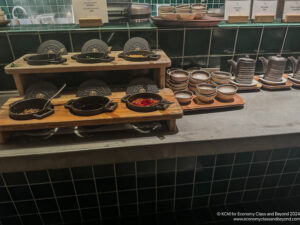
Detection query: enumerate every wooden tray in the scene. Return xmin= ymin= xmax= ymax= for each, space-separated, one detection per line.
xmin=0 ymin=89 xmax=183 ymax=143
xmin=254 ymin=75 xmax=292 ymax=90
xmin=181 ymin=94 xmax=245 ymax=113
xmin=151 ymin=16 xmax=223 ymax=27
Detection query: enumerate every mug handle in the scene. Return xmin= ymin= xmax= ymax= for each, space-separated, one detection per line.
xmin=33 ymin=107 xmax=54 ymax=119
xmin=105 ymin=101 xmax=118 ymax=112
xmin=121 ymin=94 xmax=131 ymax=103
xmin=64 ymin=99 xmax=74 ymax=109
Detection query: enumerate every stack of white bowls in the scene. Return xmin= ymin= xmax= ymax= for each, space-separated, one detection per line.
xmin=189 ymin=70 xmax=211 ymax=93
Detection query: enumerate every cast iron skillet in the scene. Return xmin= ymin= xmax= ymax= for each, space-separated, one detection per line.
xmin=65 ymin=96 xmax=118 ymax=116
xmin=24 ymin=53 xmax=67 ymax=65
xmin=118 ymin=50 xmax=161 ymax=62
xmin=9 ymin=98 xmax=54 ymax=120
xmin=121 ymin=93 xmax=173 ymax=112
xmin=71 ymin=52 xmax=114 ymax=64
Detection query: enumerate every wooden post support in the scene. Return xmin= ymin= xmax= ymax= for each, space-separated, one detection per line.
xmin=167 ymin=119 xmax=177 ymax=132
xmin=154 ymin=68 xmax=166 ymax=88
xmin=0 ymin=132 xmax=10 ymax=144
xmin=12 ymin=74 xmax=25 ymax=96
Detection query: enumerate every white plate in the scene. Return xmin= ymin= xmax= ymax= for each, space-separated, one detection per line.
xmin=230 ymin=79 xmax=258 ymax=87
xmin=259 ymin=75 xmax=287 ymax=85
xmin=288 ymin=74 xmax=300 ymax=84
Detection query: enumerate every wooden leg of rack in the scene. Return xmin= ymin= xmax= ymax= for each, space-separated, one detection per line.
xmin=0 ymin=132 xmax=10 ymax=144
xmin=167 ymin=119 xmax=177 ymax=132
xmin=154 ymin=68 xmax=166 ymax=88
xmin=12 ymin=74 xmax=25 ymax=96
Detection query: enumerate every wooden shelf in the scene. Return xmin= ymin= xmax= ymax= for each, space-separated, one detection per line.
xmin=0 ymin=88 xmax=183 ymax=143
xmin=5 ymin=50 xmax=171 ymax=95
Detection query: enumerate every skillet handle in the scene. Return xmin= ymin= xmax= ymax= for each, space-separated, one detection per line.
xmin=23 ymin=56 xmax=29 ymax=62
xmin=100 ymin=56 xmax=115 ymax=62
xmin=118 ymin=52 xmax=125 ymax=59
xmin=65 ymin=99 xmax=74 ymax=109
xmin=105 ymin=101 xmax=118 ymax=112
xmin=71 ymin=54 xmax=79 ymax=60
xmin=50 ymin=58 xmax=67 ymax=64
xmin=121 ymin=94 xmax=131 ymax=103
xmin=155 ymin=100 xmax=173 ymax=111
xmin=149 ymin=54 xmax=161 ymax=61
xmin=33 ymin=107 xmax=54 ymax=119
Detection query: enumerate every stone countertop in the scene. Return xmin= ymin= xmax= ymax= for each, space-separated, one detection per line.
xmin=0 ymin=89 xmax=300 ymax=172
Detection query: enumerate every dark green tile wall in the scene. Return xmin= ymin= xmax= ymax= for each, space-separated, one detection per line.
xmin=0 ymin=25 xmax=300 ymax=91
xmin=0 ymin=148 xmax=300 ymax=225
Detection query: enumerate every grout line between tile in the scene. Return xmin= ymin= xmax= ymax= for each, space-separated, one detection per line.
xmin=206 ymin=28 xmax=213 ymax=67
xmin=69 ymin=168 xmax=84 ymax=223
xmin=45 ymin=170 xmax=64 ymax=224
xmin=223 ymin=153 xmax=237 ymax=205
xmin=240 ymin=152 xmax=255 ymax=201
xmin=23 ymin=172 xmax=46 ymax=225
xmin=134 ymin=162 xmax=139 ymax=215
xmin=181 ymin=28 xmax=186 ymax=67
xmin=190 ymin=156 xmax=198 ymax=209
xmin=1 ymin=174 xmax=24 ymax=225
xmin=68 ymin=31 xmax=74 ymax=52
xmin=255 ymin=27 xmax=264 ymax=61
xmin=91 ymin=166 xmax=102 ymax=219
xmin=6 ymin=33 xmax=16 ymax=60
xmin=280 ymin=26 xmax=289 ymax=55
xmin=173 ymin=158 xmax=178 ymax=211
xmin=207 ymin=155 xmax=217 ymax=207
xmin=255 ymin=151 xmax=274 ymax=201
xmin=113 ymin=164 xmax=121 ymax=217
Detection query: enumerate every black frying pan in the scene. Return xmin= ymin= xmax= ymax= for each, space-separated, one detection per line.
xmin=24 ymin=53 xmax=67 ymax=65
xmin=121 ymin=93 xmax=172 ymax=112
xmin=118 ymin=50 xmax=161 ymax=62
xmin=71 ymin=52 xmax=114 ymax=64
xmin=9 ymin=98 xmax=54 ymax=120
xmin=65 ymin=96 xmax=118 ymax=116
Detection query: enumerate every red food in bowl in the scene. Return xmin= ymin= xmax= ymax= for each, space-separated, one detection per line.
xmin=131 ymin=98 xmax=160 ymax=107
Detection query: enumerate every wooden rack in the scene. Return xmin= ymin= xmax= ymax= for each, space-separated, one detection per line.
xmin=0 ymin=89 xmax=183 ymax=143
xmin=5 ymin=50 xmax=171 ymax=96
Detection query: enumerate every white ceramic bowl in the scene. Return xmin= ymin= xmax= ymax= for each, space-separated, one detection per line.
xmin=196 ymin=83 xmax=216 ymax=95
xmin=170 ymin=70 xmax=189 ymax=82
xmin=190 ymin=70 xmax=211 ymax=83
xmin=175 ymin=90 xmax=193 ymax=105
xmin=216 ymin=84 xmax=238 ymax=101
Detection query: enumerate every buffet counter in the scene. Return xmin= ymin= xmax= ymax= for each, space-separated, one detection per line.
xmin=0 ymin=89 xmax=299 ymax=173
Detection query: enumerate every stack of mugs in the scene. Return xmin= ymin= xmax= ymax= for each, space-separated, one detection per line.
xmin=259 ymin=56 xmax=287 ymax=82
xmin=195 ymin=84 xmax=217 ymax=103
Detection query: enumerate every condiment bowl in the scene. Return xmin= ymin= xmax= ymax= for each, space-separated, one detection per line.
xmin=190 ymin=70 xmax=211 ymax=83
xmin=196 ymin=92 xmax=216 ymax=103
xmin=170 ymin=70 xmax=189 ymax=82
xmin=196 ymin=83 xmax=216 ymax=95
xmin=217 ymin=84 xmax=238 ymax=101
xmin=211 ymin=71 xmax=231 ymax=84
xmin=175 ymin=90 xmax=193 ymax=105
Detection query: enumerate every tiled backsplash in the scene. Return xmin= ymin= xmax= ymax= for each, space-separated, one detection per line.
xmin=0 ymin=0 xmax=223 ymax=20
xmin=0 ymin=148 xmax=300 ymax=225
xmin=1 ymin=25 xmax=300 ymax=91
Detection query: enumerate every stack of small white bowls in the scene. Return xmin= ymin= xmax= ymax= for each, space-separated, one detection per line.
xmin=191 ymin=4 xmax=206 ymax=19
xmin=211 ymin=71 xmax=232 ymax=85
xmin=166 ymin=69 xmax=189 ymax=91
xmin=189 ymin=70 xmax=211 ymax=93
xmin=195 ymin=84 xmax=217 ymax=103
